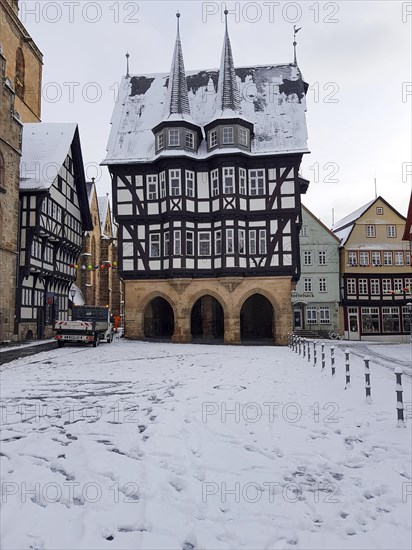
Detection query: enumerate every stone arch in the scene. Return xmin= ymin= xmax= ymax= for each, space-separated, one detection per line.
xmin=188 ymin=288 xmax=229 ymax=319
xmin=143 ymin=295 xmax=175 ymax=340
xmin=190 ymin=293 xmax=225 ymax=342
xmin=235 ymin=287 xmax=279 ymax=318
xmin=239 ymin=292 xmax=275 ymax=343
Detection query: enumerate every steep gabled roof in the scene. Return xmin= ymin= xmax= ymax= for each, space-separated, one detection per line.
xmin=97 ymin=195 xmax=112 ymax=237
xmin=216 ymin=10 xmax=241 ymax=115
xmin=402 ymin=192 xmax=412 ymax=241
xmin=302 ymin=204 xmax=340 ymax=242
xmin=332 ymin=196 xmax=406 ymax=246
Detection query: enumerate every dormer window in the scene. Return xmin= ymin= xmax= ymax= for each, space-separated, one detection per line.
xmin=239 ymin=127 xmax=249 ymax=147
xmin=156 ymin=132 xmax=164 ymax=151
xmin=168 ymin=128 xmax=179 ymax=146
xmin=209 ymin=130 xmax=217 ymax=148
xmin=222 ymin=126 xmax=234 ymax=144
xmin=185 ymin=131 xmax=195 ymax=149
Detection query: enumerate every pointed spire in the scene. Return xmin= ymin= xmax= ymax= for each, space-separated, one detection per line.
xmin=216 ymin=9 xmax=240 ymax=113
xmin=164 ymin=12 xmax=191 ymax=117
xmin=293 ymin=25 xmax=302 ymax=65
xmin=125 ymin=52 xmax=130 ymax=78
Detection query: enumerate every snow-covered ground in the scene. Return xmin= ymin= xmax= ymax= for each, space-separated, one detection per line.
xmin=1 ymin=340 xmax=411 ymax=550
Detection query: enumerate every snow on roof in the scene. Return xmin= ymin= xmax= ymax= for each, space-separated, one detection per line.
xmin=20 ymin=123 xmax=78 ymax=190
xmin=332 ymin=199 xmax=376 ymax=232
xmin=333 ymin=225 xmax=353 ymax=245
xmin=103 ymin=63 xmax=308 ymax=165
xmin=97 ymin=195 xmax=110 ymax=235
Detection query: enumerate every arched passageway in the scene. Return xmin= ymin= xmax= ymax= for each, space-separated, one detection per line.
xmin=191 ymin=295 xmax=224 ymax=342
xmin=240 ymin=294 xmax=274 ymax=342
xmin=144 ymin=297 xmax=174 ymax=340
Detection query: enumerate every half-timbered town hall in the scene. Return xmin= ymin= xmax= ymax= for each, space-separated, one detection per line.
xmin=104 ymin=13 xmax=310 ymax=344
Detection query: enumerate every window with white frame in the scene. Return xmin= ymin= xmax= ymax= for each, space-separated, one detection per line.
xmin=147 ymin=175 xmax=158 ymax=200
xmin=307 ymin=306 xmax=317 ymax=324
xmin=303 ymin=251 xmax=312 ymax=265
xmin=160 ymin=171 xmax=166 ymax=198
xmin=318 ymin=250 xmax=326 ymax=265
xmin=168 ymin=128 xmax=179 ymax=146
xmin=395 ymin=252 xmax=404 ymax=266
xmin=406 ymin=253 xmax=411 ymax=266
xmin=174 ymin=230 xmax=181 ymax=255
xmin=209 ymin=130 xmax=217 ymax=148
xmin=366 ymin=225 xmax=376 ymax=237
xmin=361 ymin=307 xmax=380 ymax=333
xmin=169 ymin=169 xmax=181 ymax=196
xmin=359 ymin=251 xmax=369 ymax=266
xmin=304 ymin=278 xmax=312 ymax=292
xmin=405 ymin=278 xmax=412 ymax=292
xmin=370 ymin=279 xmax=380 ymax=295
xmin=185 ymin=131 xmax=195 ymax=149
xmin=164 ymin=232 xmax=170 ymax=256
xmin=223 ymin=167 xmax=235 ymax=194
xmin=259 ymin=229 xmax=266 ymax=254
xmin=394 ymin=278 xmax=403 ymax=292
xmin=347 ymin=278 xmax=356 ymax=295
xmin=226 ymin=229 xmax=234 ymax=253
xmin=300 ymin=225 xmax=308 ymax=237
xmin=156 ymin=132 xmax=164 ymax=150
xmin=150 ymin=234 xmax=160 ymax=257
xmin=222 ymin=126 xmax=234 ymax=144
xmin=186 ymin=231 xmax=194 ymax=255
xmin=382 ymin=279 xmax=392 ymax=293
xmin=199 ymin=232 xmax=211 ymax=256
xmin=359 ymin=279 xmax=368 ymax=295
xmin=319 ymin=278 xmax=327 ymax=292
xmin=211 ymin=169 xmax=219 ymax=197
xmin=215 ymin=230 xmax=221 ymax=255
xmin=249 ymin=169 xmax=265 ymax=196
xmin=371 ymin=251 xmax=381 ymax=266
xmin=249 ymin=230 xmax=256 ymax=254
xmin=383 ymin=251 xmax=393 ymax=266
xmin=186 ymin=171 xmax=195 ymax=198
xmin=239 ymin=168 xmax=246 ymax=195
xmin=319 ymin=306 xmax=330 ymax=324
xmin=348 ymin=251 xmax=357 ymax=266
xmin=239 ymin=127 xmax=248 ymax=147
xmin=239 ymin=229 xmax=245 ymax=254
xmin=402 ymin=306 xmax=411 ymax=332
xmin=387 ymin=225 xmax=396 ymax=238
xmin=376 ymin=207 xmax=383 ymax=215
xmin=382 ymin=307 xmax=400 ymax=332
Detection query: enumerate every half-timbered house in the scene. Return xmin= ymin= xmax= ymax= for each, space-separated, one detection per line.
xmin=103 ymin=13 xmax=310 ymax=344
xmin=17 ymin=123 xmax=92 ymax=339
xmin=333 ymin=196 xmax=410 ymax=342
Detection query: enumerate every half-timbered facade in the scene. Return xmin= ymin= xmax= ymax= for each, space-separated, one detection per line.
xmin=17 ymin=123 xmax=92 ymax=339
xmin=104 ymin=13 xmax=309 ymax=344
xmin=333 ymin=196 xmax=410 ymax=342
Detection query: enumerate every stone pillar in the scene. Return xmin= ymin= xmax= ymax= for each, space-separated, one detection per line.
xmin=224 ymin=316 xmax=241 ymax=344
xmin=172 ymin=307 xmax=191 ymax=343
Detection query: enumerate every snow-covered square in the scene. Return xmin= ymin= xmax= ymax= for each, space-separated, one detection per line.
xmin=1 ymin=340 xmax=411 ymax=550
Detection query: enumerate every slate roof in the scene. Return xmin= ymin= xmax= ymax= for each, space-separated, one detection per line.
xmin=103 ymin=63 xmax=308 ymax=165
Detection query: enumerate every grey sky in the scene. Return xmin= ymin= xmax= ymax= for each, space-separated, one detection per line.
xmin=22 ymin=0 xmax=412 ymax=226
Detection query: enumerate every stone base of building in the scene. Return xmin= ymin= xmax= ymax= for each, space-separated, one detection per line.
xmin=17 ymin=322 xmax=54 ymax=342
xmin=123 ymin=276 xmax=294 ymax=346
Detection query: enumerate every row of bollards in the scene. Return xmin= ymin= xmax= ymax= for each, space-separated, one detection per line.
xmin=287 ymin=333 xmax=406 ymax=428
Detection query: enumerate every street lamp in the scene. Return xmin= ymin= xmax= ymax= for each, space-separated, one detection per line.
xmin=70 ymin=287 xmax=76 ymax=319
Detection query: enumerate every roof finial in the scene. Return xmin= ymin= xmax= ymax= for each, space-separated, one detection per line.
xmin=293 ymin=25 xmax=301 ymax=65
xmin=176 ymin=10 xmax=180 ymax=35
xmin=224 ymin=6 xmax=228 ymax=31
xmin=125 ymin=51 xmax=130 ymax=78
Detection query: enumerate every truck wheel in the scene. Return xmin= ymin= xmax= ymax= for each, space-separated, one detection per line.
xmin=107 ymin=333 xmax=113 ymax=343
xmin=57 ymin=340 xmax=64 ymax=348
xmin=93 ymin=335 xmax=100 ymax=347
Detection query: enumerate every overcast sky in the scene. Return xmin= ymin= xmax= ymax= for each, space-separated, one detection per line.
xmin=21 ymin=0 xmax=411 ymax=227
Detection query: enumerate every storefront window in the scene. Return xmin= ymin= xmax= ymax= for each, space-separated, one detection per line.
xmin=382 ymin=307 xmax=400 ymax=333
xmin=361 ymin=308 xmax=380 ymax=333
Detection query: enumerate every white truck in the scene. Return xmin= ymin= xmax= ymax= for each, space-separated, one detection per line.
xmin=54 ymin=306 xmax=114 ymax=348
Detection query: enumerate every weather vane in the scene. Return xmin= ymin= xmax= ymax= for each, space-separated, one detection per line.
xmin=293 ymin=25 xmax=302 ymax=65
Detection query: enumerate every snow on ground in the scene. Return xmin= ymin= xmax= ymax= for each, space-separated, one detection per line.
xmin=1 ymin=341 xmax=411 ymax=550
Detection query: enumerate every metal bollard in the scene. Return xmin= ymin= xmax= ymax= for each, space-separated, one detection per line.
xmin=330 ymin=346 xmax=335 ymax=376
xmin=313 ymin=341 xmax=317 ymax=368
xmin=303 ymin=338 xmax=306 ymax=359
xmin=298 ymin=337 xmax=302 ymax=355
xmin=307 ymin=340 xmax=311 ymax=363
xmin=344 ymin=349 xmax=351 ymax=389
xmin=395 ymin=367 xmax=405 ymax=427
xmin=321 ymin=342 xmax=325 ymax=371
xmin=364 ymin=356 xmax=371 ymax=402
